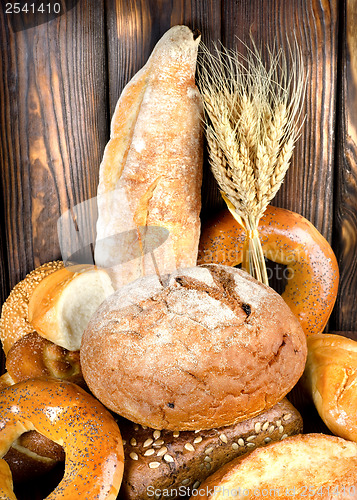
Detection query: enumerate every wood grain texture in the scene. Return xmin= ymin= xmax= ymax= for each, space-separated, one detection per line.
xmin=0 ymin=0 xmax=108 ymax=290
xmin=332 ymin=0 xmax=357 ymax=334
xmin=218 ymin=0 xmax=339 ymax=241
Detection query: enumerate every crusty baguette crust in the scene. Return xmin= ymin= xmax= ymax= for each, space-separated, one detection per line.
xmin=195 ymin=434 xmax=357 ymax=499
xmin=95 ymin=26 xmax=203 ymax=288
xmin=302 ymin=333 xmax=357 ymax=442
xmin=118 ymin=398 xmax=302 ymax=500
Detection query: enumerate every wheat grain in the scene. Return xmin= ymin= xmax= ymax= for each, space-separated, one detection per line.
xmin=197 ymin=38 xmax=306 ymax=284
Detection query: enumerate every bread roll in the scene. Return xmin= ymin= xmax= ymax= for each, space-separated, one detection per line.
xmin=28 ymin=263 xmax=114 ymax=350
xmin=194 ymin=434 xmax=357 ymax=499
xmin=94 ymin=25 xmax=203 ymax=289
xmin=0 ymin=261 xmax=114 ymax=353
xmin=302 ymin=333 xmax=357 ymax=442
xmin=118 ymin=398 xmax=302 ymax=500
xmin=81 ymin=264 xmax=307 ymax=430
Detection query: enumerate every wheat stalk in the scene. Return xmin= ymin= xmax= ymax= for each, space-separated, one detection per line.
xmin=197 ymin=39 xmax=306 ymax=285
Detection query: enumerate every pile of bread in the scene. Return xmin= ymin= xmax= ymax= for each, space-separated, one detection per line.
xmin=1 ymin=25 xmax=357 ymax=500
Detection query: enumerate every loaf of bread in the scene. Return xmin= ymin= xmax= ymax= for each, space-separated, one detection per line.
xmin=302 ymin=333 xmax=357 ymax=442
xmin=94 ymin=25 xmax=203 ymax=289
xmin=118 ymin=398 xmax=302 ymax=500
xmin=194 ymin=433 xmax=357 ymax=499
xmin=81 ymin=264 xmax=307 ymax=430
xmin=0 ymin=261 xmax=114 ymax=354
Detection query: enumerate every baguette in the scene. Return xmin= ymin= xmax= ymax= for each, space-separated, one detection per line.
xmin=94 ymin=25 xmax=203 ymax=289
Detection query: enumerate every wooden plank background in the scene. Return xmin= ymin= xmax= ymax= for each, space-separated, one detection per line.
xmin=0 ymin=0 xmax=356 ymax=497
xmin=0 ymin=0 xmax=352 ymax=371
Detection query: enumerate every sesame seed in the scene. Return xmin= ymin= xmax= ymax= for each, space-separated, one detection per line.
xmin=264 ymin=437 xmax=271 ymax=443
xmin=247 ymin=443 xmax=255 ymax=448
xmin=205 ymin=447 xmax=214 ymax=454
xmin=173 ymin=431 xmax=180 ymax=437
xmin=278 ymin=425 xmax=284 ymax=434
xmin=153 ymin=430 xmax=161 ymax=440
xmin=143 ymin=438 xmax=154 ymax=448
xmin=142 ymin=425 xmax=148 ymax=429
xmin=269 ymin=425 xmax=275 ymax=433
xmin=262 ymin=422 xmax=269 ymax=431
xmin=281 ymin=434 xmax=288 ymax=440
xmin=185 ymin=443 xmax=195 ymax=452
xmin=144 ymin=448 xmax=155 ymax=456
xmin=130 ymin=452 xmax=139 ymax=460
xmin=247 ymin=435 xmax=256 ymax=442
xmin=153 ymin=439 xmax=164 ymax=447
xmin=275 ymin=420 xmax=282 ymax=427
xmin=219 ymin=434 xmax=228 ymax=443
xmin=181 ymin=479 xmax=190 ymax=486
xmin=122 ymin=440 xmax=127 ymax=445
xmin=283 ymin=413 xmax=292 ymax=421
xmin=134 ymin=424 xmax=139 ymax=431
xmin=193 ymin=481 xmax=200 ymax=490
xmin=164 ymin=454 xmax=174 ymax=463
xmin=238 ymin=438 xmax=244 ymax=446
xmin=254 ymin=422 xmax=262 ymax=433
xmin=194 ymin=429 xmax=201 ymax=433
xmin=205 ymin=463 xmax=211 ymax=470
xmin=200 ymin=463 xmax=205 ymax=470
xmin=232 ymin=442 xmax=239 ymax=450
xmin=149 ymin=462 xmax=161 ymax=469
xmin=157 ymin=446 xmax=168 ymax=457
xmin=130 ymin=438 xmax=137 ymax=446
xmin=193 ymin=436 xmax=203 ymax=444
xmin=204 ymin=456 xmax=212 ymax=462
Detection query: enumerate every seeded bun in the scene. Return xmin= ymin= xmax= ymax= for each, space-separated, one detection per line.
xmin=81 ymin=264 xmax=307 ymax=430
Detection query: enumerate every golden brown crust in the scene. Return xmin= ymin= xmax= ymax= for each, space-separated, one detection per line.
xmin=5 ymin=332 xmax=85 ymax=387
xmin=0 ymin=378 xmax=124 ymax=499
xmin=94 ymin=25 xmax=203 ymax=288
xmin=195 ymin=434 xmax=357 ymax=499
xmin=81 ymin=264 xmax=307 ymax=430
xmin=118 ymin=398 xmax=302 ymax=500
xmin=0 ymin=261 xmax=64 ymax=354
xmin=302 ymin=334 xmax=357 ymax=442
xmin=0 ymin=372 xmax=65 ymax=482
xmin=198 ymin=205 xmax=339 ymax=336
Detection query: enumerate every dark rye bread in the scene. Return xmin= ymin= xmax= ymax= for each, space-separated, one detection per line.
xmin=81 ymin=264 xmax=307 ymax=430
xmin=118 ymin=398 xmax=303 ymax=499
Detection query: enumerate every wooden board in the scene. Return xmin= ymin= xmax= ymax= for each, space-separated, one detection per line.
xmin=333 ymin=0 xmax=357 ymax=334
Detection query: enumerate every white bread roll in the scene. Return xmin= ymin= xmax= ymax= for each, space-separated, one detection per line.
xmin=94 ymin=25 xmax=203 ymax=289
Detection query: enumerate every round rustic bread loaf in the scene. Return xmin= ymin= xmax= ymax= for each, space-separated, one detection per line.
xmin=80 ymin=264 xmax=307 ymax=430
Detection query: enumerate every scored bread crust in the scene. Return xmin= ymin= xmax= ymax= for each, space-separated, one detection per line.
xmin=81 ymin=264 xmax=307 ymax=430
xmin=195 ymin=433 xmax=357 ymax=499
xmin=302 ymin=333 xmax=357 ymax=442
xmin=94 ymin=25 xmax=203 ymax=288
xmin=118 ymin=398 xmax=302 ymax=500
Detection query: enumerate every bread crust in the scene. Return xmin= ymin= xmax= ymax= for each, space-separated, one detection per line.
xmin=94 ymin=25 xmax=203 ymax=288
xmin=302 ymin=333 xmax=357 ymax=442
xmin=118 ymin=398 xmax=302 ymax=500
xmin=194 ymin=433 xmax=357 ymax=499
xmin=81 ymin=264 xmax=307 ymax=430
